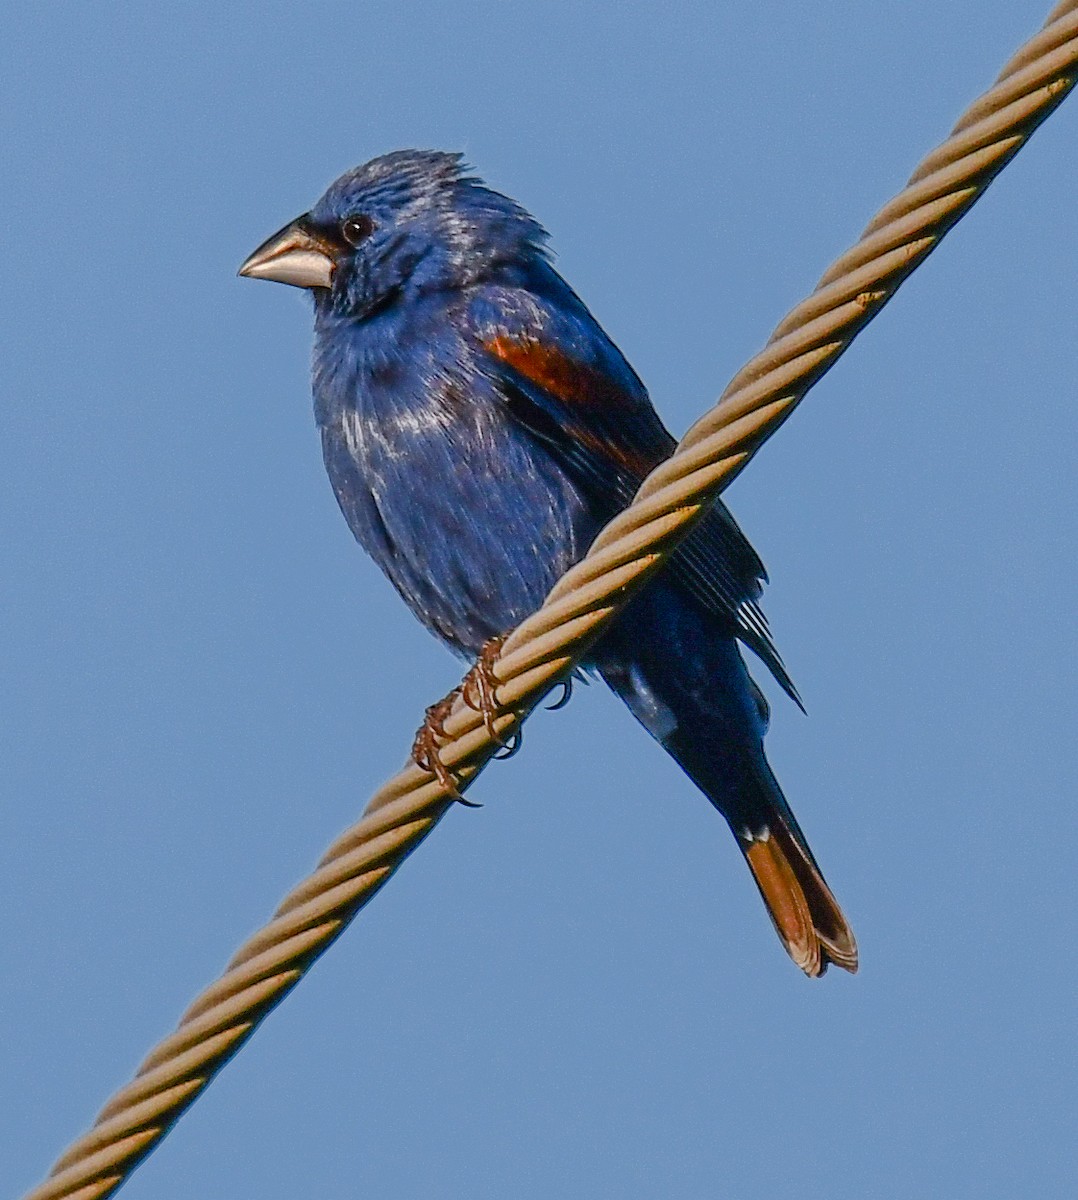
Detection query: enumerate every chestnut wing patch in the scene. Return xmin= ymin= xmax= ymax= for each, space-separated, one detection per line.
xmin=486 ymin=335 xmax=665 ymax=483
xmin=484 ymin=335 xmax=800 ymax=707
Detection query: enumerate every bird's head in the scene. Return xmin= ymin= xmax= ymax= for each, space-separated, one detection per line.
xmin=239 ymin=150 xmax=549 ymax=319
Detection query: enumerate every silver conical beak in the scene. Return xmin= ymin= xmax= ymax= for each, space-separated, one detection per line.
xmin=238 ymin=217 xmax=336 ymax=289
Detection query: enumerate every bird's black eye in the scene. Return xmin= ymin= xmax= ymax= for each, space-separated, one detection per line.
xmin=340 ymin=214 xmax=375 ymax=247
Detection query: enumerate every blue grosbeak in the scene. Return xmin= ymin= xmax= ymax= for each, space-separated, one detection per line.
xmin=240 ymin=150 xmax=856 ymax=977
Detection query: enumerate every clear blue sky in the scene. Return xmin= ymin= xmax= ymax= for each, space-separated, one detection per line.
xmin=3 ymin=3 xmax=1076 ymax=1197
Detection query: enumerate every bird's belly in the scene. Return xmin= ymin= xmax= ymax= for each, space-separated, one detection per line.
xmin=322 ymin=402 xmax=596 ymax=656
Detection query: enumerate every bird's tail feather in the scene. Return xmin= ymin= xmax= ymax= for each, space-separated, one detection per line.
xmin=737 ymin=783 xmax=858 ymax=977
xmin=592 ymin=598 xmax=855 ymax=977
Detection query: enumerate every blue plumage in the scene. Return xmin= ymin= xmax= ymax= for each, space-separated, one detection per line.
xmin=240 ymin=150 xmax=856 ymax=976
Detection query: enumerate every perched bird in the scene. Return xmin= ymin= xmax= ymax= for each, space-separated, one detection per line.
xmin=240 ymin=150 xmax=856 ymax=976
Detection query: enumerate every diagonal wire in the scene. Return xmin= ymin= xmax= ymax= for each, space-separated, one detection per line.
xmin=23 ymin=5 xmax=1078 ymax=1198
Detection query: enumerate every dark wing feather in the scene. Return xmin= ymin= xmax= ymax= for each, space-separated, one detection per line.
xmin=483 ymin=335 xmax=801 ymax=706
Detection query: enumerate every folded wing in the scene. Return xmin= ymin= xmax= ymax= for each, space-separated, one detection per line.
xmin=481 ymin=327 xmax=801 ymax=707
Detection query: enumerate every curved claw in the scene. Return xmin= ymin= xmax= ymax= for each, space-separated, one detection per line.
xmin=545 ymin=679 xmax=574 ymax=711
xmin=492 ymin=729 xmax=523 ymax=760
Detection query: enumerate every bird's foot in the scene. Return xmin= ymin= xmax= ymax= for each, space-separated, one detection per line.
xmin=411 ymin=636 xmax=520 ymax=805
xmin=461 ymin=635 xmax=522 ymax=761
xmin=411 ymin=690 xmax=481 ymax=807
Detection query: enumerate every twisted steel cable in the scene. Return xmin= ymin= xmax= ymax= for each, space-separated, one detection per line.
xmin=25 ymin=5 xmax=1078 ymax=1198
